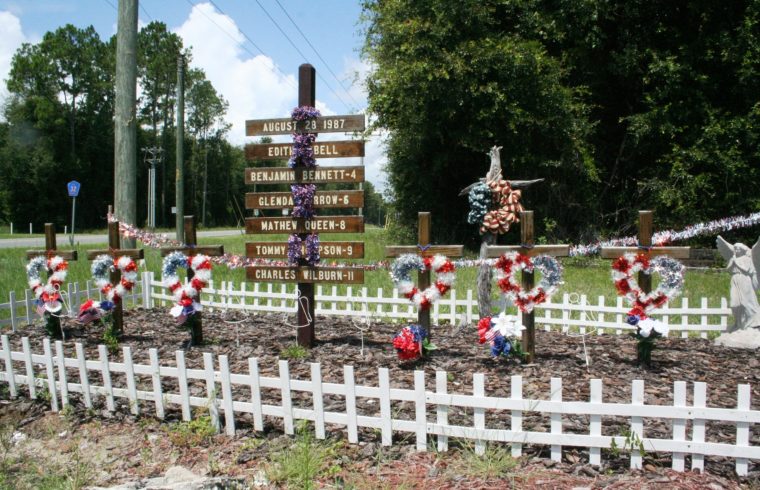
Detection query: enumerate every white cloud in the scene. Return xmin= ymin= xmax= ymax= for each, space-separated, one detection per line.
xmin=0 ymin=10 xmax=27 ymax=108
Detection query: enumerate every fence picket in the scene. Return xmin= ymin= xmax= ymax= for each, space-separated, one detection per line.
xmin=219 ymin=355 xmax=236 ymax=436
xmin=123 ymin=346 xmax=139 ymax=415
xmin=414 ymin=370 xmax=426 ymax=451
xmin=21 ymin=337 xmax=36 ymax=399
xmin=75 ymin=343 xmax=92 ymax=408
xmin=672 ymin=381 xmax=686 ymax=471
xmin=248 ymin=358 xmax=264 ymax=431
xmin=8 ymin=291 xmax=17 ymax=333
xmin=311 ymin=363 xmax=325 ymax=440
xmin=511 ymin=375 xmax=523 ymax=458
xmin=589 ymin=379 xmax=602 ymax=466
xmin=551 ymin=377 xmax=562 ymax=462
xmin=176 ymin=351 xmax=191 ymax=421
xmin=149 ymin=348 xmax=165 ymax=419
xmin=435 ymin=371 xmax=448 ymax=452
xmin=736 ymin=385 xmax=750 ymax=476
xmin=473 ymin=373 xmax=486 ymax=455
xmin=98 ymin=345 xmax=115 ymax=411
xmin=55 ymin=341 xmax=68 ymax=407
xmin=42 ymin=339 xmax=58 ymax=411
xmin=379 ymin=368 xmax=392 ymax=446
xmin=1 ymin=335 xmax=16 ymax=398
xmin=203 ymin=352 xmax=220 ymax=432
xmin=344 ymin=365 xmax=358 ymax=444
xmin=278 ymin=360 xmax=294 ymax=435
xmin=692 ymin=382 xmax=707 ymax=471
xmin=630 ymin=380 xmax=644 ymax=469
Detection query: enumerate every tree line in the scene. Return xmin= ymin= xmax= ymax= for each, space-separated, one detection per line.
xmin=362 ymin=0 xmax=760 ymax=247
xmin=0 ymin=21 xmax=387 ymax=231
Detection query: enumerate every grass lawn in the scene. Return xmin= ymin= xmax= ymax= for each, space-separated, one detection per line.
xmin=0 ymin=226 xmax=731 ymax=307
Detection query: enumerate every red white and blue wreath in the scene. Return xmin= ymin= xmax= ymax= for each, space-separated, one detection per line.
xmin=494 ymin=252 xmax=563 ymax=313
xmin=611 ymin=253 xmax=684 ymax=337
xmin=477 ymin=312 xmax=525 ymax=358
xmin=390 ymin=254 xmax=456 ymax=310
xmin=26 ymin=255 xmax=68 ymax=314
xmin=162 ymin=252 xmax=212 ymax=324
xmin=78 ymin=255 xmax=138 ymax=324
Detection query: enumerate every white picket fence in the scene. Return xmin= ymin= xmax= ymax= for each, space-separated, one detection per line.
xmin=0 ymin=336 xmax=756 ymax=475
xmin=0 ymin=271 xmax=732 ymax=336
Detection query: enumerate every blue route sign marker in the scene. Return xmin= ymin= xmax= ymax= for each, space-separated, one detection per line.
xmin=67 ymin=180 xmax=81 ymax=198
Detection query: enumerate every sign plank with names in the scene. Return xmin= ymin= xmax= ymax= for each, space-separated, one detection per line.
xmin=246 ymin=140 xmax=364 ymax=160
xmin=246 ymin=216 xmax=364 ymax=234
xmin=245 ymin=190 xmax=364 ymax=210
xmin=246 ymin=114 xmax=365 ymax=136
xmin=245 ymin=166 xmax=365 ymax=185
xmin=246 ymin=241 xmax=364 ymax=259
xmin=246 ymin=266 xmax=365 ymax=284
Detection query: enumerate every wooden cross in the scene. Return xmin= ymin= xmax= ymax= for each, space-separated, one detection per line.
xmin=600 ymin=210 xmax=690 ymax=294
xmin=85 ymin=219 xmax=144 ymax=335
xmin=26 ymin=223 xmax=78 ymax=338
xmin=385 ymin=212 xmax=464 ymax=335
xmin=486 ymin=210 xmax=570 ymax=363
xmin=160 ymin=215 xmax=224 ymax=345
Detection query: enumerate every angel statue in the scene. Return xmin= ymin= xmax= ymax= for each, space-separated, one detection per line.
xmin=716 ymin=236 xmax=760 ymax=331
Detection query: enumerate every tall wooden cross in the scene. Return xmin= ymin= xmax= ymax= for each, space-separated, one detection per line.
xmin=600 ymin=210 xmax=690 ymax=294
xmin=486 ymin=210 xmax=570 ymax=363
xmin=160 ymin=215 xmax=224 ymax=345
xmin=385 ymin=212 xmax=464 ymax=335
xmin=26 ymin=223 xmax=78 ymax=338
xmin=85 ymin=219 xmax=144 ymax=334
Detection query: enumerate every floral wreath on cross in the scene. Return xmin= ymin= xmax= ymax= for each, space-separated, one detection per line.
xmin=162 ymin=251 xmax=212 ymax=325
xmin=390 ymin=254 xmax=456 ymax=310
xmin=467 ymin=179 xmax=524 ymax=234
xmin=26 ymin=255 xmax=68 ymax=314
xmin=494 ymin=252 xmax=563 ymax=313
xmin=78 ymin=255 xmax=139 ymax=324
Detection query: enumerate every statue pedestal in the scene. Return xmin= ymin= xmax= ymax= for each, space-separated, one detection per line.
xmin=714 ymin=327 xmax=760 ymax=349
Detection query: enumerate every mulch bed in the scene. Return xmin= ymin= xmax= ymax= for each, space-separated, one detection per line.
xmin=3 ymin=307 xmax=760 ymax=486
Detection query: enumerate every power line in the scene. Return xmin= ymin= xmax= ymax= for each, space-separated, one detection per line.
xmin=103 ymin=0 xmax=117 ymax=11
xmin=273 ymin=0 xmax=361 ymax=108
xmin=246 ymin=0 xmax=353 ymax=111
xmin=139 ymin=2 xmax=153 ymax=22
xmin=185 ymin=0 xmax=297 ymax=91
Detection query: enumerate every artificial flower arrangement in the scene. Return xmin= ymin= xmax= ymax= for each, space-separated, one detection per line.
xmin=162 ymin=251 xmax=212 ymax=345
xmin=26 ymin=255 xmax=68 ymax=337
xmin=611 ymin=253 xmax=684 ymax=367
xmin=392 ymin=324 xmax=436 ymax=361
xmin=477 ymin=312 xmax=526 ymax=359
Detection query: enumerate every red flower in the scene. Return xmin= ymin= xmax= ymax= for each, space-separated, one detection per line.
xmin=169 ymin=282 xmax=181 ymax=292
xmin=435 ymin=281 xmax=450 ymax=295
xmin=403 ymin=287 xmax=418 ymax=300
xmin=628 ymin=306 xmax=647 ymax=319
xmin=419 ymin=296 xmax=431 ymax=311
xmin=477 ymin=317 xmax=492 ymax=344
xmin=533 ymin=289 xmax=546 ymax=304
xmin=437 ymin=261 xmax=455 ymax=273
xmin=615 ymin=279 xmax=631 ymax=295
xmin=634 ymin=253 xmax=650 ymax=270
xmin=423 ymin=257 xmax=433 ymax=270
xmin=612 ymin=257 xmax=630 ymax=273
xmin=120 ymin=277 xmax=134 ymax=290
xmin=190 ymin=277 xmax=206 ymax=291
xmin=124 ymin=261 xmax=137 ymax=272
xmin=393 ymin=329 xmax=421 ymax=360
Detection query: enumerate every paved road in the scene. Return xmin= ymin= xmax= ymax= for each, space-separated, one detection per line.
xmin=0 ymin=229 xmax=245 ymax=249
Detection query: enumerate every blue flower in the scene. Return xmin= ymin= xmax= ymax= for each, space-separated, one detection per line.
xmin=490 ymin=334 xmax=512 ymax=357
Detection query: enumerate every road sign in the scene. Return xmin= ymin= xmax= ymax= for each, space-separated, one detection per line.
xmin=246 ymin=241 xmax=365 ymax=259
xmin=67 ymin=180 xmax=81 ymax=197
xmin=245 ymin=190 xmax=364 ymax=210
xmin=245 ymin=166 xmax=365 ymax=185
xmin=245 ymin=216 xmax=364 ymax=234
xmin=246 ymin=114 xmax=365 ymax=136
xmin=246 ymin=140 xmax=365 ymax=160
xmin=246 ymin=266 xmax=365 ymax=284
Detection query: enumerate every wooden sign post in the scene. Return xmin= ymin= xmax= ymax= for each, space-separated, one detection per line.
xmin=160 ymin=215 xmax=224 ymax=345
xmin=26 ymin=223 xmax=78 ymax=338
xmin=86 ymin=219 xmax=144 ymax=335
xmin=486 ymin=211 xmax=570 ymax=363
xmin=385 ymin=212 xmax=464 ymax=335
xmin=600 ymin=210 xmax=691 ymax=295
xmin=244 ymin=64 xmax=366 ymax=347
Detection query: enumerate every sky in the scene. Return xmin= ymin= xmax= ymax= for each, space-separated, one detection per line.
xmin=0 ymin=0 xmax=388 ymax=190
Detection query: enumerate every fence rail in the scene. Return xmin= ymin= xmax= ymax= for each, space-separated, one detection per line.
xmin=0 ymin=336 xmax=755 ymax=475
xmin=2 ymin=272 xmax=731 ymax=336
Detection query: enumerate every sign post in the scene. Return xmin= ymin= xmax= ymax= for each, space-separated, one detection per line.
xmin=244 ymin=64 xmax=366 ymax=347
xmin=67 ymin=180 xmax=80 ymax=246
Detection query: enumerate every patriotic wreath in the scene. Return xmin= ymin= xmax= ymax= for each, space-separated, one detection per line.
xmin=162 ymin=252 xmax=212 ymax=324
xmin=477 ymin=312 xmax=525 ymax=358
xmin=494 ymin=252 xmax=563 ymax=313
xmin=390 ymin=254 xmax=456 ymax=310
xmin=78 ymin=255 xmax=138 ymax=324
xmin=26 ymin=256 xmax=68 ymax=313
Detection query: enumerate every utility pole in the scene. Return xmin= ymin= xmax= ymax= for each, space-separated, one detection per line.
xmin=175 ymin=54 xmax=185 ymax=242
xmin=142 ymin=147 xmax=163 ymax=229
xmin=114 ymin=0 xmax=138 ymax=247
